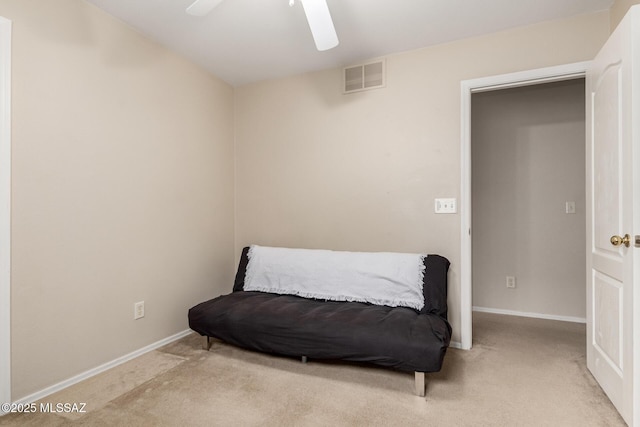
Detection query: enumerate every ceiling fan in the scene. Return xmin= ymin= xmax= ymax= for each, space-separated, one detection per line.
xmin=185 ymin=0 xmax=339 ymax=51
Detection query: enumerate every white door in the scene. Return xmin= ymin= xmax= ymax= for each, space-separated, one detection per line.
xmin=586 ymin=5 xmax=640 ymax=426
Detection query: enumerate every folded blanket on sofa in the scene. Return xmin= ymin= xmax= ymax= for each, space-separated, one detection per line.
xmin=244 ymin=245 xmax=426 ymax=310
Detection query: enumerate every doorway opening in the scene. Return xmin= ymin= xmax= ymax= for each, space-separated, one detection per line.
xmin=471 ymin=79 xmax=586 ymax=325
xmin=459 ymin=62 xmax=590 ymax=350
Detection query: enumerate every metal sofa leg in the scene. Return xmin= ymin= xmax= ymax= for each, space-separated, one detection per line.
xmin=415 ymin=372 xmax=426 ymax=397
xmin=202 ymin=336 xmax=212 ymax=351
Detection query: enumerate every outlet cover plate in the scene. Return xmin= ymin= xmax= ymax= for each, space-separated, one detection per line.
xmin=134 ymin=301 xmax=145 ymax=320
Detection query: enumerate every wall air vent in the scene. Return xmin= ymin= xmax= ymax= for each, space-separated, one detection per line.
xmin=343 ymin=59 xmax=385 ymax=94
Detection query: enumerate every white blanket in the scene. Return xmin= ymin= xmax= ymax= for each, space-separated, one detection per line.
xmin=244 ymin=245 xmax=426 ymax=310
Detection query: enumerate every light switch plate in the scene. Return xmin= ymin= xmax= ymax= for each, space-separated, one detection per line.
xmin=565 ymin=201 xmax=576 ymax=214
xmin=435 ymin=198 xmax=457 ymax=214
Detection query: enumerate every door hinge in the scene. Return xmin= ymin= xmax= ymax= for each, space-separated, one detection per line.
xmin=635 ymin=235 xmax=640 ymax=248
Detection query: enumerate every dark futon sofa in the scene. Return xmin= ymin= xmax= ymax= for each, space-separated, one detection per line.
xmin=188 ymin=247 xmax=451 ymax=396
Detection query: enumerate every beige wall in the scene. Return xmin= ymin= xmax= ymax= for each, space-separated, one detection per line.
xmin=471 ymin=80 xmax=586 ymax=319
xmin=235 ymin=11 xmax=610 ymax=345
xmin=2 ymin=0 xmax=235 ymax=399
xmin=610 ymin=0 xmax=640 ymax=31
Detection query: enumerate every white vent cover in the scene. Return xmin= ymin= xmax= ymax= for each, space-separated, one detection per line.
xmin=343 ymin=59 xmax=385 ymax=94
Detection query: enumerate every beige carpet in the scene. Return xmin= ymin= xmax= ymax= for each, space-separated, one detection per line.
xmin=0 ymin=312 xmax=626 ymax=426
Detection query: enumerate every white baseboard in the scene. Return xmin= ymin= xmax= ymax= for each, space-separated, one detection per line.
xmin=448 ymin=308 xmax=586 ymax=353
xmin=472 ymin=306 xmax=586 ymax=324
xmin=11 ymin=329 xmax=192 ymax=407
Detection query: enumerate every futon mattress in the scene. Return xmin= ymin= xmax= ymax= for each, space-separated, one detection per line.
xmin=188 ymin=249 xmax=451 ymax=373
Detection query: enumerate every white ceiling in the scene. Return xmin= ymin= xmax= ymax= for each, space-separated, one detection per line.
xmin=84 ymin=0 xmax=613 ymax=87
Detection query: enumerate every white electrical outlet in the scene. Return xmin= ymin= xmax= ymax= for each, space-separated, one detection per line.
xmin=134 ymin=301 xmax=145 ymax=320
xmin=506 ymin=276 xmax=516 ymax=289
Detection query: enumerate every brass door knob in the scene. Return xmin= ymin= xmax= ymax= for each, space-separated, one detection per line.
xmin=611 ymin=234 xmax=631 ymax=247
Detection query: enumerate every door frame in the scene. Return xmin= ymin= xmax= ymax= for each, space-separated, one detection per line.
xmin=459 ymin=61 xmax=591 ymax=350
xmin=0 ymin=16 xmax=11 ymax=407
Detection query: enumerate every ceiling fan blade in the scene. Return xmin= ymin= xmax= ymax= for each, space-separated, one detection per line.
xmin=300 ymin=0 xmax=339 ymax=51
xmin=186 ymin=0 xmax=225 ymax=16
